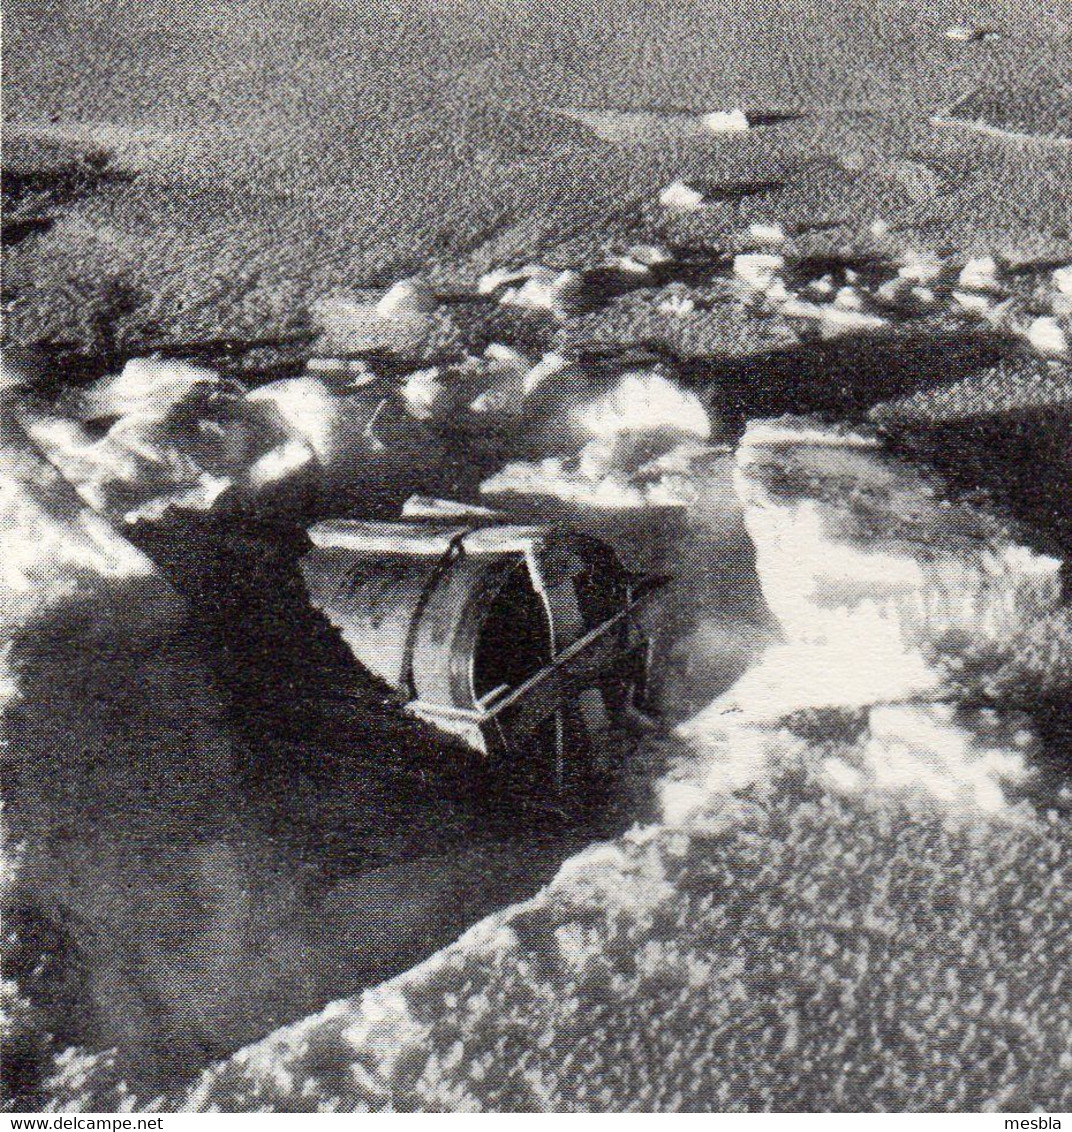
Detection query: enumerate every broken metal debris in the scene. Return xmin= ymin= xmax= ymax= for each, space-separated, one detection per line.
xmin=301 ymin=512 xmax=666 ymax=780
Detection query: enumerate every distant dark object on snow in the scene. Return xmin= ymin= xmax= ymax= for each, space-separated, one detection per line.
xmin=944 ymin=24 xmax=1004 ymax=42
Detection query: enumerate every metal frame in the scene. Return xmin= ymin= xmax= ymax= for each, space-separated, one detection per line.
xmin=406 ymin=575 xmax=665 ymax=774
xmin=306 ymin=515 xmax=668 ymax=781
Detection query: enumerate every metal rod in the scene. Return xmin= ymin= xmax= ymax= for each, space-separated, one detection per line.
xmin=482 ymin=583 xmax=662 ymax=721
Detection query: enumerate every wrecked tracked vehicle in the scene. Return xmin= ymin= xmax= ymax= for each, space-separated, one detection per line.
xmin=301 ymin=510 xmax=665 ymax=782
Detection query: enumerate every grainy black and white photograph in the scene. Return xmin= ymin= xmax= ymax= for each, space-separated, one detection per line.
xmin=1 ymin=0 xmax=1071 ymax=1116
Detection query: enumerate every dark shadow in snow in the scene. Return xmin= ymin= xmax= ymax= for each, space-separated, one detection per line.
xmin=656 ymin=245 xmax=736 ymax=287
xmin=883 ymin=406 xmax=1072 ymax=559
xmin=1 ymin=216 xmax=55 ymax=246
xmin=1028 ymin=695 xmax=1072 ymax=812
xmin=3 ymin=520 xmax=631 ymax=1100
xmin=793 ymin=219 xmax=848 ymax=235
xmin=677 ymin=329 xmax=1019 ymax=433
xmin=745 ymin=111 xmax=808 ymax=128
xmin=136 ymin=331 xmax=318 ymax=368
xmin=568 ymin=248 xmax=736 ymax=309
xmin=692 ymin=178 xmax=786 ymax=202
xmin=784 ymin=251 xmax=891 ymax=289
xmin=1 ymin=154 xmax=135 ymax=213
xmin=885 ymin=404 xmax=1072 ymax=789
xmin=1 ymin=152 xmax=135 ymax=255
xmin=1005 ymin=258 xmax=1072 ymax=281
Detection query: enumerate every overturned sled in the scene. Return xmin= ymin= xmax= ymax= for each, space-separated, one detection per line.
xmin=301 ymin=509 xmax=665 ymax=779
